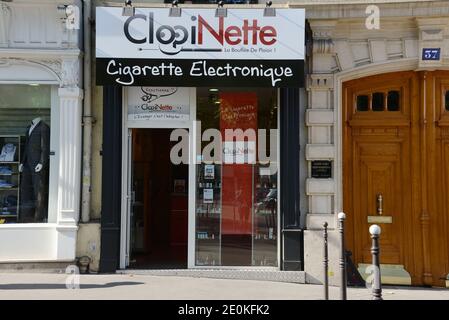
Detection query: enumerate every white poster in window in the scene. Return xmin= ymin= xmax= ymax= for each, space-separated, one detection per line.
xmin=204 ymin=164 xmax=215 ymax=180
xmin=259 ymin=167 xmax=273 ymax=176
xmin=127 ymin=87 xmax=190 ymax=121
xmin=203 ymin=188 xmax=214 ymax=204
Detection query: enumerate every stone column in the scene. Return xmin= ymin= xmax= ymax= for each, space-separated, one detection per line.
xmin=57 ymin=86 xmax=83 ymax=226
xmin=54 ymin=84 xmax=82 ymax=260
xmin=304 ymin=20 xmax=342 ymax=286
xmin=306 ymin=20 xmax=337 ymax=230
xmin=0 ymin=3 xmax=11 ymax=47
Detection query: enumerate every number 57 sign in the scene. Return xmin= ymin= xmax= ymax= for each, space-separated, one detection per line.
xmin=422 ymin=48 xmax=441 ymax=61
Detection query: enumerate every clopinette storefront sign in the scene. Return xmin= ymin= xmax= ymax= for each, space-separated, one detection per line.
xmin=96 ymin=7 xmax=305 ymax=87
xmin=127 ymin=87 xmax=190 ymax=121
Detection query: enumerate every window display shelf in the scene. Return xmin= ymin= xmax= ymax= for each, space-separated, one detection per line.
xmin=0 ymin=135 xmax=21 ymax=223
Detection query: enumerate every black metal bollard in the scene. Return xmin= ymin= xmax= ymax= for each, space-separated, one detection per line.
xmin=323 ymin=222 xmax=329 ymax=300
xmin=369 ymin=224 xmax=383 ymax=300
xmin=338 ymin=212 xmax=347 ymax=300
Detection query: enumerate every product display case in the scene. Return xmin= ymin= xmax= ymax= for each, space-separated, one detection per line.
xmin=0 ymin=135 xmax=21 ymax=223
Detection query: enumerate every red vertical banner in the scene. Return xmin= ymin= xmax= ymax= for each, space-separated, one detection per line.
xmin=220 ymin=92 xmax=258 ymax=236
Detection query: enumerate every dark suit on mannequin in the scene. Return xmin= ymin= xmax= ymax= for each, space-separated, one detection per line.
xmin=20 ymin=120 xmax=50 ymax=223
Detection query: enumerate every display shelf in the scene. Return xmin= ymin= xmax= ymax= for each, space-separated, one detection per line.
xmin=0 ymin=135 xmax=21 ymax=222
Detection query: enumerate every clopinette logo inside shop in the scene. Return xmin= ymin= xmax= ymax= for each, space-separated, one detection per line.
xmin=140 ymin=87 xmax=177 ymax=107
xmin=127 ymin=87 xmax=191 ymax=121
xmin=96 ymin=7 xmax=305 ymax=87
xmin=124 ymin=13 xmax=277 ymax=55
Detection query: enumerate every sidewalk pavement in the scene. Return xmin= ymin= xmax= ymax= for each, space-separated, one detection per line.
xmin=0 ymin=273 xmax=448 ymax=300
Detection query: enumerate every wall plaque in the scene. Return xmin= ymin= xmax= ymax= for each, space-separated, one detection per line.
xmin=311 ymin=160 xmax=332 ymax=179
xmin=422 ymin=48 xmax=441 ymax=61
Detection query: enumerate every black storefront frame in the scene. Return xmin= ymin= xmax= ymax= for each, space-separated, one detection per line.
xmin=99 ymin=86 xmax=303 ymax=272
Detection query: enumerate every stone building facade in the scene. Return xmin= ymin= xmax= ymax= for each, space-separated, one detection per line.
xmin=300 ymin=0 xmax=449 ymax=287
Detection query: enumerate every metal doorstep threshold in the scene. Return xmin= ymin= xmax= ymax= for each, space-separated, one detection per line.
xmin=117 ymin=269 xmax=306 ymax=284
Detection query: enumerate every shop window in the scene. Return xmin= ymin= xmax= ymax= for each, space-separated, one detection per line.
xmin=0 ymin=85 xmax=52 ymax=224
xmin=387 ymin=90 xmax=400 ymax=111
xmin=372 ymin=92 xmax=385 ymax=111
xmin=195 ymin=87 xmax=278 ymax=267
xmin=356 ymin=95 xmax=369 ymax=111
xmin=445 ymin=90 xmax=449 ymax=111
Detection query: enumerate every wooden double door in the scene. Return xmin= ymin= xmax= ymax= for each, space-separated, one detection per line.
xmin=343 ymin=71 xmax=449 ymax=287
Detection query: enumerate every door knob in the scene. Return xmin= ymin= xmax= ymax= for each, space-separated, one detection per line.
xmin=376 ymin=194 xmax=383 ymax=215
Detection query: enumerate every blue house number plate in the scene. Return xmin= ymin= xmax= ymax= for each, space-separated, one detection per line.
xmin=422 ymin=48 xmax=441 ymax=61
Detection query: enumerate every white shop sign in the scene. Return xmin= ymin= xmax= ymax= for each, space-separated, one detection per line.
xmin=127 ymin=87 xmax=190 ymax=121
xmin=96 ymin=7 xmax=305 ymax=87
xmin=96 ymin=7 xmax=305 ymax=60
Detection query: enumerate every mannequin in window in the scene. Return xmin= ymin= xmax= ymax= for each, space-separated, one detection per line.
xmin=19 ymin=116 xmax=50 ymax=223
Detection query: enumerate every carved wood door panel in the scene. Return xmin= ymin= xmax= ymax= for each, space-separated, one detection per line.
xmin=352 ymin=133 xmax=410 ymax=265
xmin=343 ymin=71 xmax=421 ymax=285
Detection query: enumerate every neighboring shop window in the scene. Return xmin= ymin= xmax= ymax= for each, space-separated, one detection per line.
xmin=195 ymin=87 xmax=278 ymax=266
xmin=0 ymin=85 xmax=51 ymax=224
